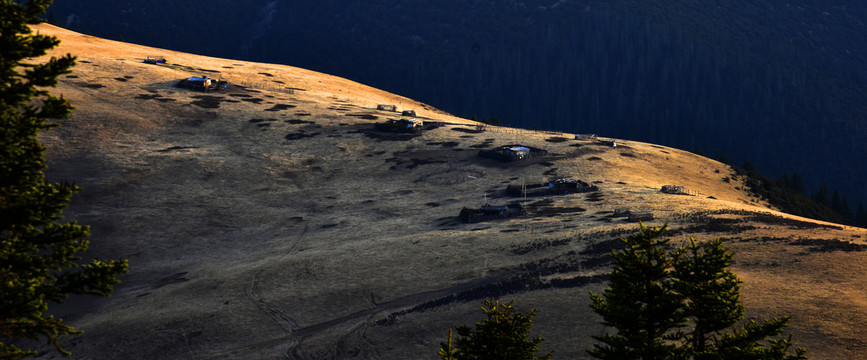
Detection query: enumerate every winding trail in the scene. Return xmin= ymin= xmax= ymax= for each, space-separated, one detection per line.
xmin=241 ymin=222 xmax=309 ymax=357
xmin=206 ymin=268 xmax=512 ymax=359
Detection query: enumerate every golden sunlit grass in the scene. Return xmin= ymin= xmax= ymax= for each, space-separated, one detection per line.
xmin=33 ymin=24 xmax=867 ymax=359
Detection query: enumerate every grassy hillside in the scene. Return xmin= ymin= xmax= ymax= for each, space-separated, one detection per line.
xmin=28 ymin=24 xmax=867 ymax=359
xmin=48 ymin=0 xmax=867 ymax=224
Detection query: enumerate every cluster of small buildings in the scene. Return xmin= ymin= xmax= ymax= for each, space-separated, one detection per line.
xmin=459 ymin=203 xmax=525 ymax=223
xmin=505 ymin=146 xmax=531 ymax=160
xmin=142 ymin=56 xmax=234 ymax=92
xmin=479 ymin=145 xmax=548 ymax=162
xmin=547 ymin=178 xmax=598 ymax=194
xmin=374 ymin=118 xmax=425 ymax=133
xmin=574 ymin=133 xmax=616 ymax=146
xmin=371 ymin=105 xmax=426 ymax=133
xmin=614 ymin=208 xmax=654 ymax=222
xmin=377 ymin=104 xmax=417 ymax=117
xmin=143 ymin=56 xmax=166 ymax=64
xmin=661 ymin=185 xmax=694 ymax=195
xmin=372 ymin=109 xmax=683 ymax=225
xmin=599 ymin=139 xmax=617 ymax=147
xmin=176 ymin=76 xmax=229 ymax=91
xmin=505 ymin=178 xmax=598 ymax=197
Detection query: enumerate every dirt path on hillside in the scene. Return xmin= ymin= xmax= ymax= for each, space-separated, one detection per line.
xmin=205 ymin=269 xmax=513 ymax=359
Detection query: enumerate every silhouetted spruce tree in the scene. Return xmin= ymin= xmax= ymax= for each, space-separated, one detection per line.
xmin=672 ymin=238 xmax=744 ymax=357
xmin=829 ymin=190 xmax=853 ymax=221
xmin=0 ymin=1 xmax=128 ymax=358
xmin=788 ymin=173 xmax=807 ymax=195
xmin=439 ymin=299 xmax=552 ymax=360
xmin=46 ymin=11 xmax=59 ymax=26
xmin=741 ymin=161 xmax=757 ymax=174
xmin=589 ymin=224 xmax=807 ymax=360
xmin=588 ymin=224 xmax=686 ymax=360
xmin=811 ymin=185 xmax=831 ymax=207
xmin=857 ymin=202 xmax=867 ymax=228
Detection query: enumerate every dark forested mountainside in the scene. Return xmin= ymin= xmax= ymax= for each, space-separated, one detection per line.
xmin=49 ymin=0 xmax=867 ymax=222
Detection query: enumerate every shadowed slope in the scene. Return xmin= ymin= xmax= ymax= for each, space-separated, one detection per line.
xmin=32 ymin=24 xmax=867 ymax=359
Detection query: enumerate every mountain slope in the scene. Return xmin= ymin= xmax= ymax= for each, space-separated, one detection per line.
xmin=47 ymin=0 xmax=867 ymax=211
xmin=32 ymin=24 xmax=867 ymax=359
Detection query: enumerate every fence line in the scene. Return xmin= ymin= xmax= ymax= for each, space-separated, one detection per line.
xmin=232 ymin=79 xmax=297 ymax=95
xmin=480 ymin=125 xmax=569 ymax=137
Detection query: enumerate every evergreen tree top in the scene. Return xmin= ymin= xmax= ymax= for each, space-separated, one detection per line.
xmin=1 ymin=1 xmax=128 ymax=358
xmin=588 ymin=223 xmax=806 ymax=360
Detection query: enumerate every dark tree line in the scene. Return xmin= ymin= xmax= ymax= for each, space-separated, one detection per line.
xmin=738 ymin=163 xmax=867 ymax=227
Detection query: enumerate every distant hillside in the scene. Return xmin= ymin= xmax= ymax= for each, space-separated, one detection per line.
xmin=32 ymin=24 xmax=867 ymax=360
xmin=48 ymin=0 xmax=867 ymax=216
